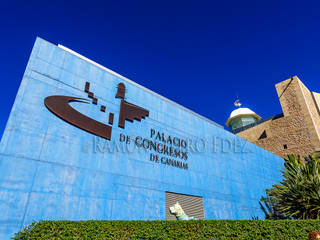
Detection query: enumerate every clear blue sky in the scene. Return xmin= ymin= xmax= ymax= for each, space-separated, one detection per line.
xmin=1 ymin=0 xmax=319 ymax=136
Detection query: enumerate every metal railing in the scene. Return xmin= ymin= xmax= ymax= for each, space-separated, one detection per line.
xmin=231 ymin=113 xmax=284 ymax=134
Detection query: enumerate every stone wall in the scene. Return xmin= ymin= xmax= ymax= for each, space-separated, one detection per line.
xmin=237 ymin=76 xmax=320 ymax=159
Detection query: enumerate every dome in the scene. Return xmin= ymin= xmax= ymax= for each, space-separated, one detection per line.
xmin=230 ymin=108 xmax=257 ymax=119
xmin=226 ymin=107 xmax=261 ymax=127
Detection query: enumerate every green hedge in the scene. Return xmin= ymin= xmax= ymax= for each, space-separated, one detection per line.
xmin=14 ymin=220 xmax=320 ymax=240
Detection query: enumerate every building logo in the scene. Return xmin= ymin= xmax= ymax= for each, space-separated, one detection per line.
xmin=44 ymin=82 xmax=149 ymax=140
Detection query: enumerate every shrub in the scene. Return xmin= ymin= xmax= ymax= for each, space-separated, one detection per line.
xmin=266 ymin=153 xmax=320 ymax=219
xmin=13 ymin=220 xmax=320 ymax=240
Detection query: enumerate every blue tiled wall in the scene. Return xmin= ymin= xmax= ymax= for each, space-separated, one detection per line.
xmin=0 ymin=37 xmax=283 ymax=239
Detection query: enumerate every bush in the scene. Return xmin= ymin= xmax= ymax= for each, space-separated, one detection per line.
xmin=266 ymin=153 xmax=320 ymax=219
xmin=13 ymin=220 xmax=320 ymax=240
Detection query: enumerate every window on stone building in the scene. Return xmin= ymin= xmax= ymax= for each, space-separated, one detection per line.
xmin=283 ymin=144 xmax=288 ymax=149
xmin=258 ymin=130 xmax=267 ymax=140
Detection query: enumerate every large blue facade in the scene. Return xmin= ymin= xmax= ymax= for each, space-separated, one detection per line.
xmin=0 ymin=38 xmax=283 ymax=239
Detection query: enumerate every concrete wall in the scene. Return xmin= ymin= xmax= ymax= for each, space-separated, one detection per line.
xmin=0 ymin=37 xmax=283 ymax=239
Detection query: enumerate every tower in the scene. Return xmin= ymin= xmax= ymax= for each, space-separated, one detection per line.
xmin=226 ymin=100 xmax=261 ymax=131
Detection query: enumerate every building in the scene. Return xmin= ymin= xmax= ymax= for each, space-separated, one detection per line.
xmin=0 ymin=38 xmax=283 ymax=239
xmin=226 ymin=107 xmax=261 ymax=132
xmin=226 ymin=76 xmax=320 ymax=158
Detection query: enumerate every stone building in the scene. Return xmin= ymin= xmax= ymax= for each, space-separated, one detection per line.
xmin=226 ymin=76 xmax=320 ymax=158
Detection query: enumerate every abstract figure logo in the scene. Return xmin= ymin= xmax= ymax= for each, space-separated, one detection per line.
xmin=44 ymin=82 xmax=149 ymax=140
xmin=115 ymin=83 xmax=149 ymax=128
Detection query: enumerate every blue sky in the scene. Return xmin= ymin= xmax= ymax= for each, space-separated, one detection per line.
xmin=1 ymin=0 xmax=320 ymax=136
